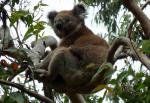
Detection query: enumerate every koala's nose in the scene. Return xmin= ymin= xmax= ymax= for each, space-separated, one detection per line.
xmin=54 ymin=19 xmax=64 ymax=30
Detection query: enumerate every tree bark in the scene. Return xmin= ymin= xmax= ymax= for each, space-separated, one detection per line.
xmin=0 ymin=79 xmax=54 ymax=103
xmin=106 ymin=37 xmax=150 ymax=69
xmin=122 ymin=0 xmax=150 ymax=39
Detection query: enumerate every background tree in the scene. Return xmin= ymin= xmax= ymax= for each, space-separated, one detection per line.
xmin=0 ymin=0 xmax=150 ymax=103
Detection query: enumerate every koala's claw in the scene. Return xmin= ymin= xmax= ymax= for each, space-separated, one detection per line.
xmin=34 ymin=69 xmax=49 ymax=78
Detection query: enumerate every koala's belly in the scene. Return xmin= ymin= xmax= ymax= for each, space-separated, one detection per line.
xmin=77 ymin=45 xmax=109 ymax=66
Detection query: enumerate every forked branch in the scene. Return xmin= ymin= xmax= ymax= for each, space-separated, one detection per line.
xmin=107 ymin=37 xmax=150 ymax=69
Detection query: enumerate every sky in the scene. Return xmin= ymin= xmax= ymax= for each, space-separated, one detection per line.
xmin=27 ymin=0 xmax=107 ymax=43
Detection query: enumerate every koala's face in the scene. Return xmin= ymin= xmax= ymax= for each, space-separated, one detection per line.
xmin=48 ymin=4 xmax=87 ymax=38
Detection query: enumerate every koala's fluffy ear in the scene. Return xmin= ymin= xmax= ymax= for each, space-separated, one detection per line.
xmin=47 ymin=11 xmax=58 ymax=25
xmin=72 ymin=4 xmax=87 ymax=19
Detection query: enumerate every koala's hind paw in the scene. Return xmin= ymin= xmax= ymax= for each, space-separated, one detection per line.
xmin=34 ymin=69 xmax=49 ymax=78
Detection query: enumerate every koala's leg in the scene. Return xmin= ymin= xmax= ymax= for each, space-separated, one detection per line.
xmin=34 ymin=47 xmax=73 ymax=81
xmin=48 ymin=47 xmax=87 ymax=86
xmin=47 ymin=47 xmax=72 ymax=80
xmin=48 ymin=48 xmax=91 ymax=86
xmin=33 ymin=52 xmax=53 ymax=79
xmin=34 ymin=47 xmax=85 ymax=86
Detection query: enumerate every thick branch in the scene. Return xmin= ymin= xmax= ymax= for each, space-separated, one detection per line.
xmin=127 ymin=0 xmax=150 ymax=38
xmin=107 ymin=37 xmax=150 ymax=69
xmin=122 ymin=0 xmax=150 ymax=39
xmin=0 ymin=26 xmax=14 ymax=49
xmin=113 ymin=51 xmax=138 ymax=63
xmin=89 ymin=37 xmax=150 ymax=90
xmin=0 ymin=79 xmax=54 ymax=103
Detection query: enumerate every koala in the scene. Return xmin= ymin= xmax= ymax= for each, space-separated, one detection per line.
xmin=34 ymin=4 xmax=109 ymax=92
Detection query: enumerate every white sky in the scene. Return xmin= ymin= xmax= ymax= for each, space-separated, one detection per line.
xmin=27 ymin=0 xmax=107 ymax=43
xmin=0 ymin=0 xmax=107 ymax=48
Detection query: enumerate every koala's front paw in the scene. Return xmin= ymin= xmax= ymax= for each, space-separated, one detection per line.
xmin=34 ymin=69 xmax=49 ymax=78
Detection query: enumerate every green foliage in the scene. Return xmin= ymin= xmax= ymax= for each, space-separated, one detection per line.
xmin=63 ymin=95 xmax=69 ymax=103
xmin=4 ymin=48 xmax=32 ymax=64
xmin=108 ymin=66 xmax=150 ymax=103
xmin=0 ymin=65 xmax=13 ymax=80
xmin=141 ymin=40 xmax=150 ymax=54
xmin=0 ymin=92 xmax=26 ymax=103
xmin=10 ymin=10 xmax=29 ymax=26
xmin=33 ymin=1 xmax=48 ymax=11
xmin=23 ymin=21 xmax=46 ymax=41
xmin=9 ymin=0 xmax=48 ymax=42
xmin=0 ymin=1 xmax=46 ymax=102
xmin=85 ymin=94 xmax=102 ymax=103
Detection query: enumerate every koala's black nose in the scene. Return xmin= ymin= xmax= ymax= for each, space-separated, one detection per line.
xmin=54 ymin=19 xmax=64 ymax=30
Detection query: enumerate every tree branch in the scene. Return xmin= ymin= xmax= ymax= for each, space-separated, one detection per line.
xmin=127 ymin=0 xmax=150 ymax=38
xmin=122 ymin=0 xmax=150 ymax=39
xmin=89 ymin=37 xmax=150 ymax=91
xmin=0 ymin=79 xmax=54 ymax=103
xmin=106 ymin=37 xmax=150 ymax=69
xmin=0 ymin=0 xmax=10 ymax=11
xmin=113 ymin=50 xmax=139 ymax=63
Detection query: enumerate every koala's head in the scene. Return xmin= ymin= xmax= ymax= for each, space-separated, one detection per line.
xmin=48 ymin=4 xmax=87 ymax=38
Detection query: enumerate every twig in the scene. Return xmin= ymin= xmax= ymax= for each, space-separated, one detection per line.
xmin=0 ymin=0 xmax=10 ymax=11
xmin=6 ymin=15 xmax=22 ymax=47
xmin=28 ymin=65 xmax=37 ymax=92
xmin=0 ymin=79 xmax=54 ymax=103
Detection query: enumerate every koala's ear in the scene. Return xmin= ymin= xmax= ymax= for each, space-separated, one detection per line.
xmin=72 ymin=4 xmax=87 ymax=19
xmin=47 ymin=11 xmax=58 ymax=25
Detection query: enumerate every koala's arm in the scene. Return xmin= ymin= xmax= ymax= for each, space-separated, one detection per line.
xmin=34 ymin=51 xmax=52 ymax=70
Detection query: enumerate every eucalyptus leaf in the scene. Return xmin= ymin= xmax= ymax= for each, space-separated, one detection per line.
xmin=9 ymin=92 xmax=26 ymax=103
xmin=141 ymin=40 xmax=150 ymax=54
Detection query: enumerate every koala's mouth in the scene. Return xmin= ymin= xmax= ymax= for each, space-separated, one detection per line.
xmin=55 ymin=26 xmax=65 ymax=34
xmin=55 ymin=26 xmax=65 ymax=38
xmin=54 ymin=23 xmax=66 ymax=37
xmin=56 ymin=27 xmax=64 ymax=33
